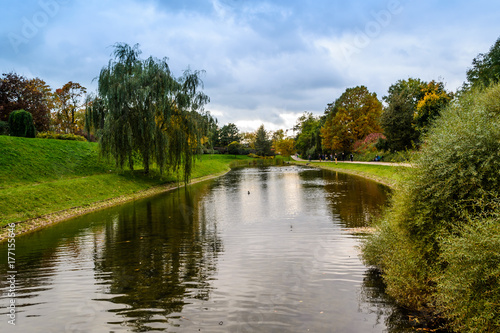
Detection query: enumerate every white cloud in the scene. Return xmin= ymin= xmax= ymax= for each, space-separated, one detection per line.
xmin=1 ymin=0 xmax=500 ymax=132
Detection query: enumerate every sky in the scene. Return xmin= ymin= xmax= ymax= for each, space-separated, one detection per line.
xmin=1 ymin=0 xmax=500 ymax=133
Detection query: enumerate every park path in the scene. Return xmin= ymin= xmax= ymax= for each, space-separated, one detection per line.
xmin=290 ymin=155 xmax=412 ymax=167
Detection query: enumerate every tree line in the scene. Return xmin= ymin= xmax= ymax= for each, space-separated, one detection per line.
xmin=0 ymin=73 xmax=87 ymax=136
xmin=293 ymin=37 xmax=500 ymax=161
xmin=211 ymin=32 xmax=498 ymax=162
xmin=2 ymin=37 xmax=499 ymax=179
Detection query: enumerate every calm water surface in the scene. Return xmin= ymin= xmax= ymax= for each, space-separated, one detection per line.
xmin=1 ymin=166 xmax=417 ymax=332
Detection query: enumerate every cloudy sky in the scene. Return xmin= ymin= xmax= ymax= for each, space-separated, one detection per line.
xmin=1 ymin=0 xmax=500 ymax=132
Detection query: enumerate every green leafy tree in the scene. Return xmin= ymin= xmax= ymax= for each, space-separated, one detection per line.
xmin=217 ymin=123 xmax=240 ymax=147
xmin=321 ymin=86 xmax=382 ymax=152
xmin=85 ymin=43 xmax=209 ymax=180
xmin=466 ymin=36 xmax=500 ymax=89
xmin=293 ymin=112 xmax=322 ymax=158
xmin=254 ymin=124 xmax=272 ymax=156
xmin=380 ymin=77 xmax=454 ymax=151
xmin=227 ymin=141 xmax=242 ymax=156
xmin=381 ymin=78 xmax=425 ymax=151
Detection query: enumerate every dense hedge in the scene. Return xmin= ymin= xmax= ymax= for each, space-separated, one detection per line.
xmin=362 ymin=83 xmax=500 ymax=332
xmin=36 ymin=131 xmax=87 ymax=141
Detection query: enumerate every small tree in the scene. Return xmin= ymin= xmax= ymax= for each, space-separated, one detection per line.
xmin=466 ymin=36 xmax=500 ymax=89
xmin=8 ymin=109 xmax=36 ymax=137
xmin=227 ymin=141 xmax=242 ymax=156
xmin=217 ymin=123 xmax=240 ymax=147
xmin=276 ymin=137 xmax=295 ymax=158
xmin=254 ymin=124 xmax=272 ymax=156
xmin=294 ymin=112 xmax=323 ymax=158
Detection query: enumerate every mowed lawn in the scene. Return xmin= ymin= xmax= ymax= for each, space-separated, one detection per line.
xmin=0 ymin=136 xmax=249 ymax=227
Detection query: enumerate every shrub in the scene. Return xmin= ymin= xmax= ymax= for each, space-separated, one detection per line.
xmin=8 ymin=109 xmax=36 ymax=138
xmin=36 ymin=132 xmax=87 ymax=141
xmin=362 ymin=82 xmax=500 ymax=330
xmin=227 ymin=141 xmax=242 ymax=155
xmin=0 ymin=121 xmax=9 ymax=135
xmin=437 ymin=205 xmax=500 ymax=333
xmin=375 ymin=138 xmax=388 ymax=151
xmin=353 ymin=133 xmax=386 ymax=153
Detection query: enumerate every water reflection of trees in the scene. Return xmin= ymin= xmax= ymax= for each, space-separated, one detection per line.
xmin=0 ymin=222 xmax=98 ymax=314
xmin=93 ymin=183 xmax=223 ymax=332
xmin=359 ymin=268 xmax=449 ymax=333
xmin=322 ymin=170 xmax=391 ymax=228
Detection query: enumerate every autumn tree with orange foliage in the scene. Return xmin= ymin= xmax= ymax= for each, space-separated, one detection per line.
xmin=321 ymin=86 xmax=382 ymax=152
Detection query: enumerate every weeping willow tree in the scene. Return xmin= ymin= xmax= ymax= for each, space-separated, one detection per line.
xmin=85 ymin=43 xmax=212 ymax=182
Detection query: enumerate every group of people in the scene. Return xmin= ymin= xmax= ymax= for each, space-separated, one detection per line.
xmin=307 ymin=153 xmax=354 ymax=163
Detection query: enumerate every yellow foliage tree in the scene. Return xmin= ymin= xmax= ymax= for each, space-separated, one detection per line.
xmin=414 ymin=81 xmax=453 ymax=132
xmin=276 ymin=137 xmax=295 ymax=157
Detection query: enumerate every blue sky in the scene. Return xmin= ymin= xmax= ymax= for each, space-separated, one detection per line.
xmin=2 ymin=0 xmax=500 ymax=132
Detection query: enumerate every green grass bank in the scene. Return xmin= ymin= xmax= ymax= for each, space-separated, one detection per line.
xmin=292 ymin=160 xmax=407 ymax=188
xmin=0 ymin=136 xmax=252 ymax=234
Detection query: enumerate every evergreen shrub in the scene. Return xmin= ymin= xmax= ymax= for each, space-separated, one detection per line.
xmin=8 ymin=109 xmax=36 ymax=138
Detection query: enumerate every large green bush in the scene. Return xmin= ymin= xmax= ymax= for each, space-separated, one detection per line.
xmin=362 ymin=83 xmax=500 ymax=331
xmin=437 ymin=204 xmax=500 ymax=333
xmin=8 ymin=109 xmax=36 ymax=138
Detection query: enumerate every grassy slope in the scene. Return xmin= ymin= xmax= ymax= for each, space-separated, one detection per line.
xmin=0 ymin=136 xmax=249 ymax=227
xmin=293 ymin=160 xmax=406 ymax=188
xmin=0 ymin=136 xmax=115 ymax=187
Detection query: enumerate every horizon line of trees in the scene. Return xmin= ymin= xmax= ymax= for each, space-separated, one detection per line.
xmin=0 ymin=72 xmax=88 ymax=136
xmin=294 ymin=36 xmax=500 ymax=160
xmin=2 ymin=36 xmax=499 ymax=170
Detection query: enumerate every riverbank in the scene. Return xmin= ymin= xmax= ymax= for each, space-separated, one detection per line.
xmin=0 ymin=136 xmax=404 ymax=241
xmin=291 ymin=158 xmax=409 ymax=188
xmin=0 ymin=169 xmax=232 ymax=242
xmin=0 ymin=136 xmax=254 ymax=241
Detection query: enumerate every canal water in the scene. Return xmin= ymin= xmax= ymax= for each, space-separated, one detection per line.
xmin=1 ymin=165 xmax=418 ymax=332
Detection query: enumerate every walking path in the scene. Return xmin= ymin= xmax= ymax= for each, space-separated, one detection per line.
xmin=291 ymin=155 xmax=412 ymax=167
